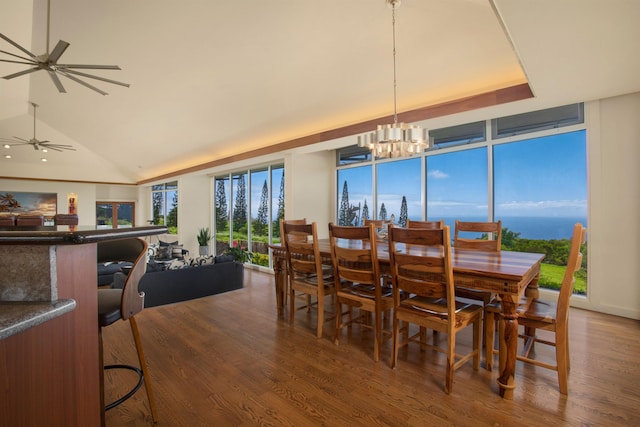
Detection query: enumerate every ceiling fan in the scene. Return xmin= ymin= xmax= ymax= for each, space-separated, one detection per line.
xmin=1 ymin=102 xmax=75 ymax=152
xmin=0 ymin=0 xmax=129 ymax=95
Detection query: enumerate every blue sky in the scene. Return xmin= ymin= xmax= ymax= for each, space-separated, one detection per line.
xmin=338 ymin=130 xmax=587 ymax=221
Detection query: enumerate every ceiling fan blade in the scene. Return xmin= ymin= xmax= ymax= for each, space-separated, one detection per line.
xmin=61 ymin=68 xmax=130 ymax=88
xmin=0 ymin=58 xmax=38 ymax=66
xmin=44 ymin=144 xmax=75 ymax=151
xmin=58 ymin=71 xmax=108 ymax=95
xmin=57 ymin=64 xmax=122 ymax=70
xmin=48 ymin=70 xmax=67 ymax=93
xmin=0 ymin=49 xmax=38 ymax=63
xmin=3 ymin=67 xmax=41 ymax=80
xmin=12 ymin=137 xmax=29 ymax=142
xmin=48 ymin=40 xmax=70 ymax=63
xmin=0 ymin=33 xmax=36 ymax=59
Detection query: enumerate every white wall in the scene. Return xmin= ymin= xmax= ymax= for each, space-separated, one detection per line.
xmin=0 ymin=178 xmax=97 ymax=225
xmin=284 ymin=150 xmax=335 ymax=239
xmin=176 ymin=174 xmax=212 ymax=256
xmin=575 ymin=92 xmax=640 ymax=319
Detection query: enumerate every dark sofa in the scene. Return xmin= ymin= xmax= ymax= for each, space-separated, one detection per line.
xmin=111 ymin=259 xmax=244 ymax=308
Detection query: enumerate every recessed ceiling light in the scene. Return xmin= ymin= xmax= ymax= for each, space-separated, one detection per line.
xmin=42 ymin=148 xmax=48 ymax=153
xmin=3 ymin=144 xmax=9 ymax=149
xmin=41 ymin=158 xmax=47 ymax=162
xmin=4 ymin=154 xmax=11 ymax=159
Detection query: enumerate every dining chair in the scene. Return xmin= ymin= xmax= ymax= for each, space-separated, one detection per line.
xmin=406 ymin=219 xmax=444 ymax=229
xmin=453 ymin=220 xmax=503 ymax=346
xmin=328 ymin=222 xmax=394 ymax=362
xmin=283 ymin=221 xmax=335 ymax=338
xmin=405 ymin=219 xmax=444 ymax=343
xmin=388 ymin=224 xmax=482 ymax=394
xmin=278 ymin=218 xmax=307 ymax=307
xmin=485 ymin=223 xmax=586 ymax=395
xmin=453 ymin=220 xmax=502 ymax=252
xmin=97 ymin=237 xmax=157 ymax=424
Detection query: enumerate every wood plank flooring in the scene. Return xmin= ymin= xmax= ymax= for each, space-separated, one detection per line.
xmin=103 ymin=269 xmax=640 ymax=426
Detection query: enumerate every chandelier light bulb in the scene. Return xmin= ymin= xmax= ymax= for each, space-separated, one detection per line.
xmin=359 ymin=0 xmax=431 ymax=159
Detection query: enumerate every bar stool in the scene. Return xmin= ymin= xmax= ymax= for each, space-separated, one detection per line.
xmin=97 ymin=237 xmax=158 ymax=424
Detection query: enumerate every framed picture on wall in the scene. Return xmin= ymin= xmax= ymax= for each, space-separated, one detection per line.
xmin=0 ymin=192 xmax=57 ymax=223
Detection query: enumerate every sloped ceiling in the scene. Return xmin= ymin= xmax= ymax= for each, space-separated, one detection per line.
xmin=0 ymin=0 xmax=638 ymax=184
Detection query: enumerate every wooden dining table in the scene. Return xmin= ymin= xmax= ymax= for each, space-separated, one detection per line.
xmin=268 ymin=239 xmax=545 ymax=400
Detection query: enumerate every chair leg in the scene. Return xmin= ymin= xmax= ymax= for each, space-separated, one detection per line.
xmin=485 ymin=311 xmax=495 ymax=371
xmin=289 ymin=286 xmax=295 ymax=326
xmin=565 ymin=326 xmax=571 ymax=372
xmin=556 ymin=325 xmax=569 ymax=395
xmin=473 ymin=316 xmax=481 ymax=371
xmin=334 ymin=302 xmax=342 ymax=345
xmin=374 ymin=309 xmax=382 ymax=362
xmin=391 ymin=314 xmax=399 ymax=369
xmin=129 ymin=317 xmax=158 ymax=424
xmin=445 ymin=334 xmax=454 ymax=394
xmin=316 ymin=294 xmax=324 ymax=338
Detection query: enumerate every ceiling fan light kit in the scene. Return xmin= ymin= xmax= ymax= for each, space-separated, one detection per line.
xmin=0 ymin=0 xmax=129 ymax=95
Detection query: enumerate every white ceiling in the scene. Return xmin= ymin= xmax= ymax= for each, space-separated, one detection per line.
xmin=1 ymin=0 xmax=638 ymax=184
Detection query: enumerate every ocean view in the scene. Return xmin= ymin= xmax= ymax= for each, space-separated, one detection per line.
xmin=437 ymin=216 xmax=587 ymax=240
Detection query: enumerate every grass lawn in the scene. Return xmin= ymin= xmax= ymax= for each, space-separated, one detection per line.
xmin=539 ymin=263 xmax=587 ymax=295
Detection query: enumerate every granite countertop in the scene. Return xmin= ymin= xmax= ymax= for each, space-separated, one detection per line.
xmin=0 ymin=225 xmax=168 ymax=244
xmin=0 ymin=299 xmax=76 ymax=340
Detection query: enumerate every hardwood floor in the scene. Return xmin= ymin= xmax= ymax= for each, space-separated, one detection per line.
xmin=104 ymin=269 xmax=640 ymax=426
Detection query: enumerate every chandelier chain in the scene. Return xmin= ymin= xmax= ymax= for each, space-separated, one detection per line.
xmin=392 ymin=2 xmax=398 ymax=125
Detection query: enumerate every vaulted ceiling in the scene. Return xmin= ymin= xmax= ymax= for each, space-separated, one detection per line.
xmin=1 ymin=0 xmax=638 ymax=184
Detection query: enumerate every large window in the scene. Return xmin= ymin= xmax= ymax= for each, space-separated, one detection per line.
xmin=214 ymin=164 xmax=284 ymax=268
xmin=336 ymin=103 xmax=587 ymax=294
xmin=337 ymin=164 xmax=372 ymax=225
xmin=151 ymin=181 xmax=178 ymax=234
xmin=96 ymin=202 xmax=134 ymax=229
xmin=426 ymin=147 xmax=488 ymax=230
xmin=494 ymin=130 xmax=587 ymax=293
xmin=377 ymin=158 xmax=421 ymax=226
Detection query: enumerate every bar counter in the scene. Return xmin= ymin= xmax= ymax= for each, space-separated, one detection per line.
xmin=0 ymin=225 xmax=166 ymax=426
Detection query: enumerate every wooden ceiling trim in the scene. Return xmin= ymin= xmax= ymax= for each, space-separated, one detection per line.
xmin=138 ymin=83 xmax=533 ymax=185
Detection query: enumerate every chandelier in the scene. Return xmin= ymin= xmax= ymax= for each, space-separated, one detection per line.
xmin=358 ymin=0 xmax=431 ymax=159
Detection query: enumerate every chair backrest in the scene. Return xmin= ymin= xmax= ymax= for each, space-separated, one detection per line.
xmin=97 ymin=238 xmax=148 ymax=320
xmin=388 ymin=224 xmax=456 ymax=325
xmin=556 ymin=223 xmax=587 ymax=324
xmin=328 ymin=223 xmax=382 ymax=294
xmin=16 ymin=214 xmax=45 ymax=226
xmin=406 ymin=219 xmax=444 ymax=229
xmin=279 ymin=218 xmax=307 ymax=244
xmin=454 ymin=220 xmax=502 ymax=252
xmin=282 ymin=222 xmax=324 ymax=287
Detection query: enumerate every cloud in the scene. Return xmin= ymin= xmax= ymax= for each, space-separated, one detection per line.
xmin=427 ymin=170 xmax=448 ymax=179
xmin=497 ymin=200 xmax=587 ymax=210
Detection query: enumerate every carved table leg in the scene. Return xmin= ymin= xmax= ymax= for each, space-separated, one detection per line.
xmin=498 ymin=294 xmax=519 ymax=399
